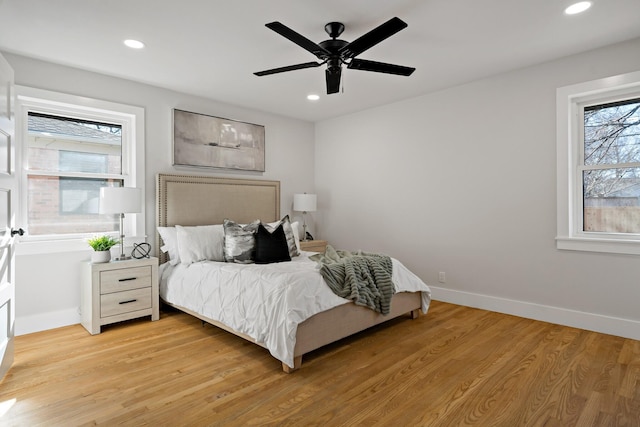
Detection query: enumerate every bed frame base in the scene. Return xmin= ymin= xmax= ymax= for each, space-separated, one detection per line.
xmin=289 ymin=291 xmax=421 ymax=372
xmin=163 ymin=292 xmax=422 ymax=373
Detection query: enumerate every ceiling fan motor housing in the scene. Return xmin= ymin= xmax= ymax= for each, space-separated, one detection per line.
xmin=319 ymin=39 xmax=349 ymax=72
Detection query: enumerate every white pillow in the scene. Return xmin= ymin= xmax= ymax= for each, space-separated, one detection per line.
xmin=157 ymin=226 xmax=180 ymax=265
xmin=175 ymin=224 xmax=225 ymax=264
xmin=291 ymin=221 xmax=301 ymax=253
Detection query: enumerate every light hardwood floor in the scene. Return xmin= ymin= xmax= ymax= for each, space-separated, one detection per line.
xmin=1 ymin=301 xmax=639 ymax=426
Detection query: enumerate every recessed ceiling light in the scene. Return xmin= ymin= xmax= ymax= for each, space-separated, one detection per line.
xmin=564 ymin=1 xmax=592 ymax=15
xmin=124 ymin=39 xmax=145 ymax=49
xmin=307 ymin=94 xmax=320 ymax=101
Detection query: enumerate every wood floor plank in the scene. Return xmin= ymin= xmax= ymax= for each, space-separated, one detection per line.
xmin=1 ymin=301 xmax=639 ymax=426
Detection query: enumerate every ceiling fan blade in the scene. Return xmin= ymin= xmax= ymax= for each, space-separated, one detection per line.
xmin=265 ymin=22 xmax=331 ymax=59
xmin=339 ymin=17 xmax=408 ymax=59
xmin=325 ymin=69 xmax=342 ymax=94
xmin=347 ymin=58 xmax=415 ymax=76
xmin=254 ymin=61 xmax=322 ymax=76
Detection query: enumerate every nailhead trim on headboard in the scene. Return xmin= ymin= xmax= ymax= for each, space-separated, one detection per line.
xmin=156 ymin=174 xmax=280 ymax=264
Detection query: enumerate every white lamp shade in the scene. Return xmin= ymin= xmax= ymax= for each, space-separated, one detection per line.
xmin=99 ymin=187 xmax=142 ymax=214
xmin=293 ymin=193 xmax=317 ymax=212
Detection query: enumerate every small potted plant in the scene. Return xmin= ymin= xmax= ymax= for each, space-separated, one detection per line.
xmin=87 ymin=235 xmax=119 ymax=263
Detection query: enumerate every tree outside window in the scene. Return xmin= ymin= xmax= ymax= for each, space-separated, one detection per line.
xmin=582 ymin=99 xmax=640 ymax=233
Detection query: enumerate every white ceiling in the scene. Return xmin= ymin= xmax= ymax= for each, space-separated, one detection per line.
xmin=1 ymin=0 xmax=639 ymax=122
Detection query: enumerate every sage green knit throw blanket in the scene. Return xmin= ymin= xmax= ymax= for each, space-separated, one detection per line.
xmin=309 ymin=245 xmax=395 ymax=315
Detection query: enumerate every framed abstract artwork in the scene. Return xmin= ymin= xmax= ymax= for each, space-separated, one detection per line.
xmin=173 ymin=109 xmax=265 ymax=172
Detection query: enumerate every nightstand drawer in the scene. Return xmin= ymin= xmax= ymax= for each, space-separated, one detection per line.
xmin=100 ymin=266 xmax=152 ymax=294
xmin=100 ymin=287 xmax=152 ymax=318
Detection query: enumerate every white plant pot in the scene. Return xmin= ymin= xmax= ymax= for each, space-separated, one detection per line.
xmin=91 ymin=250 xmax=111 ymax=263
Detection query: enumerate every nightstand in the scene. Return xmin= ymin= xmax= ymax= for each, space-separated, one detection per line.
xmin=299 ymin=240 xmax=328 ymax=253
xmin=81 ymin=257 xmax=159 ymax=335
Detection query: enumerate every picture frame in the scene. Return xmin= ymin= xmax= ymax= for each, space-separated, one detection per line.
xmin=173 ymin=109 xmax=265 ymax=172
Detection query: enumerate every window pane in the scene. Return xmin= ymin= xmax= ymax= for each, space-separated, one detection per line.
xmin=27 ymin=112 xmax=122 ymax=173
xmin=583 ymin=168 xmax=640 ymax=233
xmin=59 ymin=150 xmax=108 ymax=173
xmin=28 ymin=176 xmax=122 ymax=235
xmin=584 ymin=99 xmax=640 ymax=166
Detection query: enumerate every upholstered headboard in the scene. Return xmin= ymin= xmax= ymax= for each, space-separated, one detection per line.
xmin=156 ymin=174 xmax=281 ymax=263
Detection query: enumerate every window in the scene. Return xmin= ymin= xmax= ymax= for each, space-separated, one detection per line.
xmin=582 ymin=99 xmax=640 ymax=233
xmin=26 ymin=113 xmax=123 ymax=235
xmin=16 ymin=87 xmax=145 ymax=254
xmin=557 ymin=71 xmax=640 ymax=254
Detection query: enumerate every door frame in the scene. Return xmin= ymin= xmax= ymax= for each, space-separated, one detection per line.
xmin=0 ymin=51 xmax=16 ymax=381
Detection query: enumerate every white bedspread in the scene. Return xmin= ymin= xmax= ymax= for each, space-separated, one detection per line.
xmin=159 ymin=251 xmax=431 ymax=367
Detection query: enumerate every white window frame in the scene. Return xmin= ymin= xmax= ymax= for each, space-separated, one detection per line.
xmin=556 ymin=70 xmax=640 ymax=255
xmin=15 ymin=86 xmax=145 ymax=255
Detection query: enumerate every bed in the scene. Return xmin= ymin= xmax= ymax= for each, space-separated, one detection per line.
xmin=156 ymin=173 xmax=431 ymax=372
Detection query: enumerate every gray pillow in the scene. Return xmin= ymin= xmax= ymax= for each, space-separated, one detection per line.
xmin=223 ymin=219 xmax=259 ymax=263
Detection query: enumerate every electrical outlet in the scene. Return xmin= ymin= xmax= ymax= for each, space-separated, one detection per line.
xmin=438 ymin=272 xmax=446 ymax=283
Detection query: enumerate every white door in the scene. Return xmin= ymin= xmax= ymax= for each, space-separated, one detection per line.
xmin=0 ymin=52 xmax=17 ymax=381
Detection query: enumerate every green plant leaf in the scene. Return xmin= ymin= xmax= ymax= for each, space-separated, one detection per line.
xmin=87 ymin=235 xmax=119 ymax=251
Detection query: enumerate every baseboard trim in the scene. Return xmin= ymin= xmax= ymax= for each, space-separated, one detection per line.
xmin=430 ymin=287 xmax=640 ymax=341
xmin=15 ymin=290 xmax=640 ymax=341
xmin=16 ymin=308 xmax=80 ymax=336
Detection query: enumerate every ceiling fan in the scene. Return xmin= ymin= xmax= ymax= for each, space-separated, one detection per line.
xmin=254 ymin=17 xmax=415 ymax=95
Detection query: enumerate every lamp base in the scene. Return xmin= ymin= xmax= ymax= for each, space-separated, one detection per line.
xmin=113 ymin=255 xmax=132 ymax=261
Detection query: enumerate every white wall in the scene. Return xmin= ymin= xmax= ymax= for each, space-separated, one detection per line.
xmin=5 ymin=53 xmax=316 ymax=335
xmin=315 ymin=37 xmax=640 ymax=340
xmin=9 ymin=37 xmax=640 ymax=339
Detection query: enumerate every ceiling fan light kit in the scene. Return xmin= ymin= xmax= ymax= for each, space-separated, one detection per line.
xmin=254 ymin=17 xmax=415 ymax=95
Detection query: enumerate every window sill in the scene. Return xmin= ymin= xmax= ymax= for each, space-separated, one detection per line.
xmin=16 ymin=236 xmax=147 ymax=256
xmin=556 ymin=236 xmax=640 ymax=255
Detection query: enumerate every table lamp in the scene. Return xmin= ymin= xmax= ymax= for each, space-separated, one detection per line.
xmin=99 ymin=187 xmax=142 ymax=261
xmin=293 ymin=193 xmax=317 ymax=242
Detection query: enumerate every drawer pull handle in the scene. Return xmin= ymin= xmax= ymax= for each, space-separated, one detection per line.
xmin=119 ymin=299 xmax=137 ymax=305
xmin=118 ymin=277 xmax=137 ymax=282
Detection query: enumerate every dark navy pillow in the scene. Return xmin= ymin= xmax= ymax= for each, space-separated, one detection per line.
xmin=254 ymin=223 xmax=292 ymax=264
